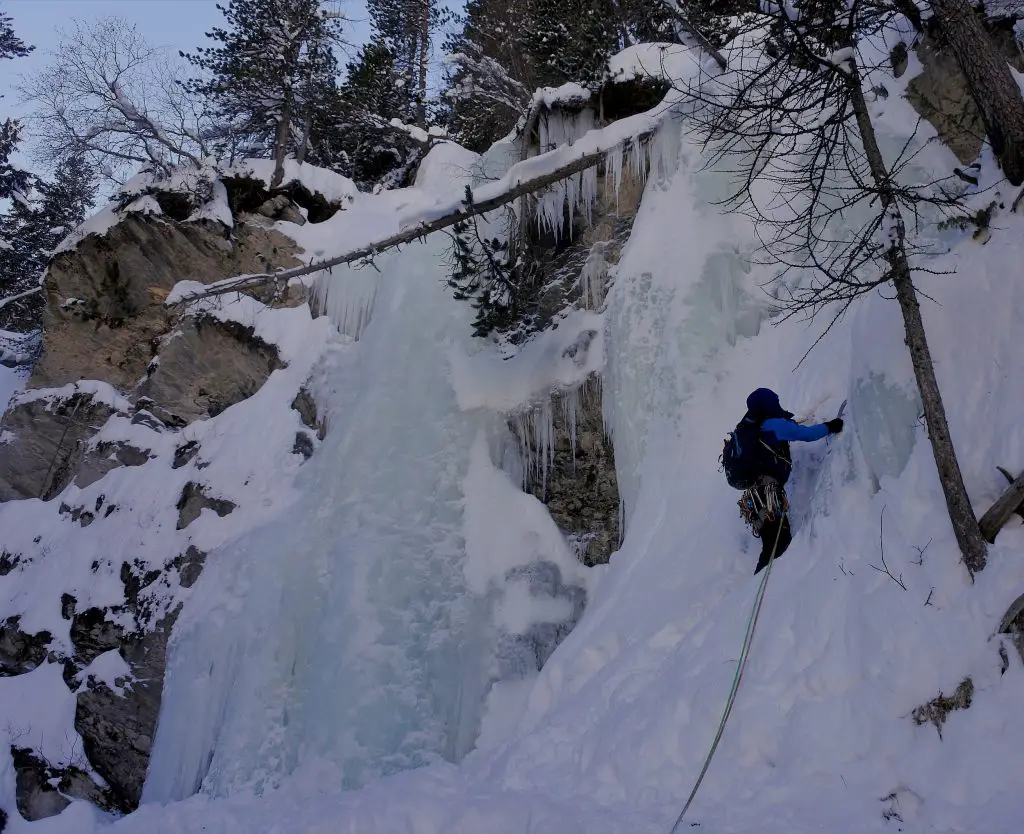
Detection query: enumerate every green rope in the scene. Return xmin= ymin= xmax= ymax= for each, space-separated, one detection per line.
xmin=669 ymin=512 xmax=787 ymax=834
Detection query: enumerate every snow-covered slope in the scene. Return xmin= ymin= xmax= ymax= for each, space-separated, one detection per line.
xmin=4 ymin=37 xmax=1024 ymax=834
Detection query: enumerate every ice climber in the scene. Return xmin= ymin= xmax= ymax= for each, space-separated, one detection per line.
xmin=722 ymin=388 xmax=843 ymax=573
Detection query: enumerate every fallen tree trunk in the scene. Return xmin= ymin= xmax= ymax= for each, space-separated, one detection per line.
xmin=0 ymin=286 xmax=42 ymax=312
xmin=979 ymin=467 xmax=1024 ymax=543
xmin=169 ymin=120 xmax=661 ymax=307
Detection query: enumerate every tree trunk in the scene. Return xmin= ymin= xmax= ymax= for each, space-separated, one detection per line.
xmin=929 ymin=0 xmax=1024 ymax=186
xmin=294 ymin=110 xmax=314 ymax=165
xmin=848 ymin=62 xmax=987 ymax=576
xmin=271 ymin=93 xmax=294 ymax=189
xmin=416 ymin=0 xmax=430 ymax=127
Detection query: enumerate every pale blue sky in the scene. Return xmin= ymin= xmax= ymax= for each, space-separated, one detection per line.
xmin=2 ymin=0 xmax=458 ymax=172
xmin=3 ymin=0 xmax=376 ymax=112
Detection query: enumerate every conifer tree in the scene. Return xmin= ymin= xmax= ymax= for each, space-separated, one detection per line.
xmin=0 ymin=9 xmax=33 ymax=205
xmin=320 ymin=40 xmax=421 ymax=189
xmin=0 ymin=157 xmax=96 ymax=332
xmin=183 ymin=0 xmax=343 ymax=186
xmin=366 ymin=0 xmax=450 ymax=126
xmin=442 ymin=0 xmax=535 ymax=151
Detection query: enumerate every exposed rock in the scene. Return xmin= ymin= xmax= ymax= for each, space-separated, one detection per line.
xmin=906 ymin=24 xmax=1024 ymax=165
xmin=172 ymin=439 xmax=201 ymax=470
xmin=0 ymin=392 xmax=118 ymax=502
xmin=292 ymin=431 xmax=315 ymax=460
xmin=503 ymin=561 xmax=586 ymax=672
xmin=291 ymin=387 xmax=326 ymax=439
xmin=68 ymin=607 xmax=124 ymax=672
xmin=176 ymin=481 xmax=237 ymax=530
xmin=999 ymin=592 xmax=1024 ymax=664
xmin=75 ymin=439 xmax=154 ymax=492
xmin=31 ymin=214 xmax=300 ymax=392
xmin=140 ymin=317 xmax=284 ymax=424
xmin=911 ymin=677 xmax=974 ymax=740
xmin=223 ymin=174 xmax=344 ymax=224
xmin=75 ymin=611 xmax=175 ymax=811
xmin=11 ymin=747 xmax=70 ymax=821
xmin=11 ymin=746 xmax=120 ymax=820
xmin=257 ymin=194 xmax=307 ymax=225
xmin=58 ymin=496 xmax=117 ymax=528
xmin=120 ymin=561 xmax=162 ymax=609
xmin=171 ymin=545 xmax=206 ymax=589
xmin=0 ymin=550 xmax=21 ymax=575
xmin=0 ymin=617 xmax=51 ymax=677
xmin=129 ymin=409 xmax=167 ymax=432
xmin=514 ymin=380 xmax=620 ymax=566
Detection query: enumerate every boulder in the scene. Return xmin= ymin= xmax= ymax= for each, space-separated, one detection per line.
xmin=0 ymin=392 xmax=118 ymax=502
xmin=140 ymin=317 xmax=284 ymax=424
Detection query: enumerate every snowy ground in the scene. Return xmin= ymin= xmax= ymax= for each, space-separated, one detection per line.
xmin=3 ymin=33 xmax=1024 ymax=834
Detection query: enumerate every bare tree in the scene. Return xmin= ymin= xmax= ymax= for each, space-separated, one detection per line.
xmin=679 ymin=0 xmax=987 ymax=576
xmin=20 ymin=17 xmax=210 ymax=185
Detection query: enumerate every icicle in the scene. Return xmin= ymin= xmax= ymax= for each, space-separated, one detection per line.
xmin=312 ymin=266 xmax=379 ymax=340
xmin=561 ymin=387 xmax=580 ymax=468
xmin=581 ymin=166 xmax=598 ymax=227
xmin=579 ymin=243 xmax=608 ymax=310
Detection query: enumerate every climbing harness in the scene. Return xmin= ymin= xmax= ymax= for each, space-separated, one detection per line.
xmin=737 ymin=476 xmax=788 ymax=536
xmin=668 ymin=512 xmax=787 ymax=834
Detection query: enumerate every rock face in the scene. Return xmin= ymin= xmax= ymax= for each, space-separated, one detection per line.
xmin=0 ymin=392 xmax=117 ymax=501
xmin=141 ymin=317 xmax=284 ymax=424
xmin=516 ymin=382 xmax=620 ymax=565
xmin=74 ymin=612 xmax=177 ymax=810
xmin=32 ymin=214 xmax=300 ymax=392
xmin=0 ymin=617 xmax=52 ymax=677
xmin=508 ymin=167 xmax=643 ymax=566
xmin=906 ymin=23 xmax=1024 ymax=166
xmin=0 ymin=190 xmax=311 ymax=822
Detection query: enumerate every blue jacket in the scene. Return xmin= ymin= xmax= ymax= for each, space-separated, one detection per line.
xmin=748 ymin=415 xmax=829 ymax=485
xmin=760 ymin=417 xmax=830 ymax=444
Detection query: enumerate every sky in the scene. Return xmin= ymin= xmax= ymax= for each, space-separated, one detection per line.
xmin=0 ymin=0 xmax=381 ymax=176
xmin=1 ymin=0 xmax=459 ymax=178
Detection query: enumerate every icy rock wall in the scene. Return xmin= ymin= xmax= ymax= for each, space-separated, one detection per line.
xmin=144 ymin=144 xmax=590 ymax=804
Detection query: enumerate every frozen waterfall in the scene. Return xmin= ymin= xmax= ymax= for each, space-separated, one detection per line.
xmin=143 ymin=146 xmax=585 ymax=803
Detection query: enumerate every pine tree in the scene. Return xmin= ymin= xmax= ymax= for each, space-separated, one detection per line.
xmin=366 ymin=0 xmax=450 ymax=126
xmin=318 ymin=40 xmax=422 ymax=189
xmin=442 ymin=0 xmax=536 ymax=151
xmin=0 ymin=157 xmax=97 ymax=333
xmin=0 ymin=9 xmax=31 ymax=60
xmin=0 ymin=9 xmax=33 ymax=205
xmin=183 ymin=0 xmax=343 ymax=186
xmin=446 ymin=186 xmax=538 ymax=337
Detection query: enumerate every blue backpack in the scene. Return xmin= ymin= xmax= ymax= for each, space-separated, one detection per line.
xmin=722 ymin=419 xmax=773 ymax=490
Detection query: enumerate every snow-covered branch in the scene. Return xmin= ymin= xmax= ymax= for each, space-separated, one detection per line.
xmin=0 ymin=285 xmax=42 ymax=312
xmin=169 ymin=107 xmax=667 ymax=306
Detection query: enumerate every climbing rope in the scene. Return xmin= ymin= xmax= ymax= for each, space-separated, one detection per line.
xmin=668 ymin=513 xmax=787 ymax=834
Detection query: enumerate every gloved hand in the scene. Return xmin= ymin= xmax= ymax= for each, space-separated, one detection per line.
xmin=825 ymin=418 xmax=844 ymax=434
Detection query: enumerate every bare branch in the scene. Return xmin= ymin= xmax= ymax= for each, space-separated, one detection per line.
xmin=19 ymin=17 xmax=209 ymax=184
xmin=870 ymin=506 xmax=907 ymax=590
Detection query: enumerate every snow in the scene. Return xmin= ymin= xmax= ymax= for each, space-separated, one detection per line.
xmin=74 ymin=650 xmax=133 ymax=696
xmin=230 ymin=158 xmax=358 ymax=205
xmin=451 ymin=309 xmax=603 ymax=413
xmin=606 ymin=42 xmax=704 ymax=83
xmin=531 ymin=82 xmax=591 ymax=109
xmin=12 ymin=379 xmax=133 ymax=414
xmin=4 ymin=33 xmax=1024 ymax=834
